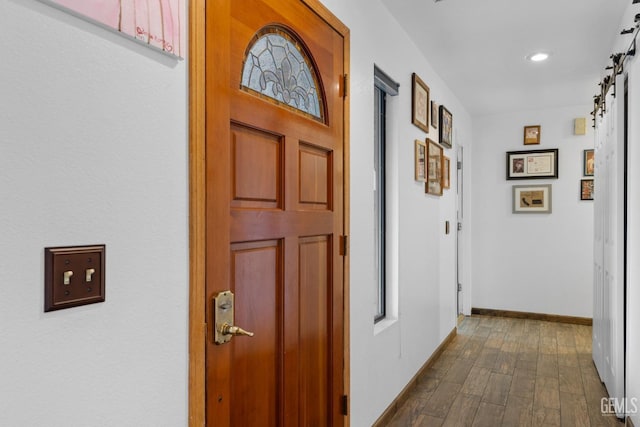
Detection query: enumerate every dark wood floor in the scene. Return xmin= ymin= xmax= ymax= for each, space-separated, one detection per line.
xmin=384 ymin=315 xmax=624 ymax=426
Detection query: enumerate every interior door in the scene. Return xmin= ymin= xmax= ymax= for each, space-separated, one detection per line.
xmin=205 ymin=1 xmax=346 ymax=426
xmin=593 ymin=74 xmax=625 ymax=418
xmin=456 ymin=146 xmax=463 ymax=316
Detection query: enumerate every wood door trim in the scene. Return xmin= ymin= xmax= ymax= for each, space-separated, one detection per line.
xmin=301 ymin=0 xmax=349 ymax=35
xmin=187 ymin=0 xmax=207 ymax=427
xmin=188 ymin=1 xmax=350 ymax=425
xmin=189 ymin=0 xmax=206 ymax=425
xmin=343 ymin=34 xmax=351 ymax=427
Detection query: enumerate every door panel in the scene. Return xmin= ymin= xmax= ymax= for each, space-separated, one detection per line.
xmin=230 ymin=240 xmax=282 ymax=427
xmin=205 ymin=0 xmax=345 ymax=425
xmin=231 ymin=124 xmax=283 ymax=210
xmin=299 ymin=235 xmax=331 ymax=425
xmin=299 ymin=143 xmax=332 ymax=210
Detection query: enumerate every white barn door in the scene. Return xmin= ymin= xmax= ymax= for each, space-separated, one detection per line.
xmin=593 ymin=76 xmax=625 ymax=417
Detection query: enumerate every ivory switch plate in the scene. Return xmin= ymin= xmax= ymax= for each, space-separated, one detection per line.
xmin=44 ymin=245 xmax=106 ymax=312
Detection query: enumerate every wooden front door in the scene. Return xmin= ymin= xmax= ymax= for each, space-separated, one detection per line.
xmin=205 ymin=0 xmax=347 ymax=425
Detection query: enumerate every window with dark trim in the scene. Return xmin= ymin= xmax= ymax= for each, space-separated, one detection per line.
xmin=374 ymin=66 xmax=399 ymax=322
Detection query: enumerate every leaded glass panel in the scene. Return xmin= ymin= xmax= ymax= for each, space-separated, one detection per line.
xmin=241 ymin=27 xmax=325 ymax=122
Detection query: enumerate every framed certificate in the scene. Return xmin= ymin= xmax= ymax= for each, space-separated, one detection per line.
xmin=506 ymin=149 xmax=558 ymax=180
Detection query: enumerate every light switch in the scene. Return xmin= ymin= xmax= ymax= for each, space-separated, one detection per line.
xmin=63 ymin=270 xmax=73 ymax=285
xmin=44 ymin=245 xmax=105 ymax=312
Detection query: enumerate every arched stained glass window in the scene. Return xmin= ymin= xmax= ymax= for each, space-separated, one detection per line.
xmin=241 ymin=26 xmax=326 ymax=122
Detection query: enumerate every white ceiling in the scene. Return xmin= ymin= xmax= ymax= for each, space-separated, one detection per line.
xmin=380 ymin=0 xmax=630 ymax=116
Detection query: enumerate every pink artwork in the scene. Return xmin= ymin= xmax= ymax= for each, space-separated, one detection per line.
xmin=42 ymin=0 xmax=185 ymax=58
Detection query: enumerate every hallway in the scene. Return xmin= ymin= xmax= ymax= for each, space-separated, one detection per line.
xmin=385 ymin=316 xmax=622 ymax=426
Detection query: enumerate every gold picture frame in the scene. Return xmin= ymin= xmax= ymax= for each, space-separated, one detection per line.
xmin=524 ymin=125 xmax=541 ymax=145
xmin=425 ymin=138 xmax=443 ymax=196
xmin=415 ymin=139 xmax=427 ymax=182
xmin=411 ymin=73 xmax=430 ymax=133
xmin=442 ymin=156 xmax=451 ymax=189
xmin=431 ymin=100 xmax=439 ymax=129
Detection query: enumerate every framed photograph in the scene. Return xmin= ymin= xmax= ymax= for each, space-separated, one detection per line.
xmin=512 ymin=184 xmax=552 ymax=214
xmin=506 ymin=149 xmax=559 ymax=180
xmin=583 ymin=149 xmax=594 ymax=176
xmin=415 ymin=140 xmax=427 ymax=182
xmin=442 ymin=156 xmax=451 ymax=189
xmin=581 ymin=179 xmax=594 ymax=200
xmin=431 ymin=101 xmax=439 ymax=129
xmin=425 ymin=139 xmax=443 ymax=196
xmin=439 ymin=105 xmax=453 ymax=148
xmin=411 ymin=73 xmax=430 ymax=133
xmin=524 ymin=125 xmax=541 ymax=145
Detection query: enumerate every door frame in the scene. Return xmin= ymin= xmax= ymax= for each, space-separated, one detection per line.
xmin=456 ymin=146 xmax=463 ymax=316
xmin=187 ymin=1 xmax=351 ymax=425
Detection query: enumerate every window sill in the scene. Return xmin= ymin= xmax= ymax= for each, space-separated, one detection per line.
xmin=373 ymin=316 xmax=398 ymax=336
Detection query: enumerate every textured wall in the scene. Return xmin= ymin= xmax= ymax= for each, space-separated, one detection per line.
xmin=0 ymin=1 xmax=188 ymax=426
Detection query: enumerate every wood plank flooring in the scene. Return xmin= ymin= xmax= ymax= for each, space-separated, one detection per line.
xmin=383 ymin=315 xmax=624 ymax=427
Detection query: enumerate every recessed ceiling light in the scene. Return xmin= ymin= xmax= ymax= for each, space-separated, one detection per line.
xmin=527 ymin=52 xmax=550 ymax=62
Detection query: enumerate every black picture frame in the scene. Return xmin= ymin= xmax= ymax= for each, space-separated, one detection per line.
xmin=506 ymin=148 xmax=559 ymax=180
xmin=581 ymin=179 xmax=594 ymax=200
xmin=439 ymin=105 xmax=452 ymax=148
xmin=583 ymin=149 xmax=594 ymax=176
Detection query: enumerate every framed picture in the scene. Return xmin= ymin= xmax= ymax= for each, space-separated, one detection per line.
xmin=581 ymin=179 xmax=594 ymax=200
xmin=415 ymin=140 xmax=427 ymax=182
xmin=442 ymin=156 xmax=451 ymax=189
xmin=37 ymin=0 xmax=185 ymax=58
xmin=431 ymin=101 xmax=439 ymax=129
xmin=425 ymin=139 xmax=443 ymax=196
xmin=439 ymin=105 xmax=453 ymax=148
xmin=506 ymin=149 xmax=559 ymax=180
xmin=583 ymin=149 xmax=595 ymax=176
xmin=411 ymin=73 xmax=430 ymax=133
xmin=524 ymin=125 xmax=541 ymax=145
xmin=512 ymin=184 xmax=552 ymax=214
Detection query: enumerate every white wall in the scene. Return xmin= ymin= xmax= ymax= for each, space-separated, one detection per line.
xmin=320 ymin=1 xmax=472 ymax=425
xmin=471 ymin=106 xmax=594 ymax=318
xmin=0 ymin=1 xmax=188 ymax=426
